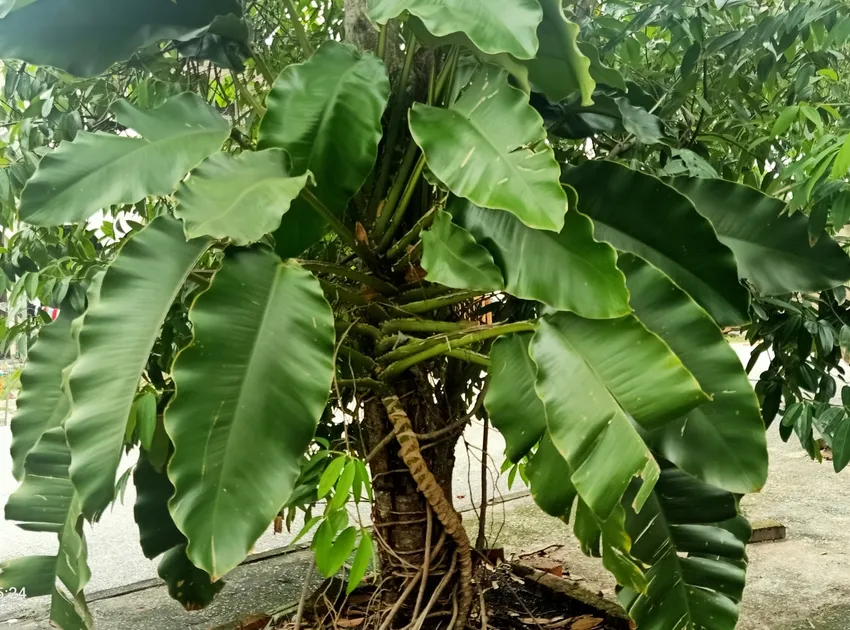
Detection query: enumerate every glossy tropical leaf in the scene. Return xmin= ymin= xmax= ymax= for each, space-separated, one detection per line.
xmin=134 ymin=456 xmax=222 ymax=610
xmin=490 ymin=351 xmax=646 ymax=592
xmin=564 ymin=161 xmax=749 ymax=326
xmin=158 ymin=545 xmax=224 ymax=611
xmin=620 ymin=467 xmax=749 ymax=630
xmin=21 ymin=94 xmax=229 ymax=226
xmin=175 ymin=149 xmax=311 ymax=245
xmin=578 ymin=42 xmax=626 ymax=91
xmin=450 ymin=199 xmax=630 ymax=319
xmin=529 ymin=312 xmax=708 ymax=520
xmin=621 ymin=255 xmax=768 ymax=493
xmin=167 ymin=250 xmax=335 ymax=580
xmin=1 ymin=427 xmax=92 ymax=630
xmin=670 ymin=177 xmax=850 ymax=295
xmin=134 ymin=393 xmax=158 ymax=452
xmin=523 ymin=0 xmax=594 ymax=105
xmin=531 ymin=439 xmax=648 ymax=590
xmin=420 ymin=210 xmax=504 ymax=292
xmin=410 ymin=65 xmax=568 ymax=232
xmin=134 ymin=456 xmax=186 ymax=561
xmin=486 ymin=334 xmax=546 ymax=463
xmin=0 ymin=0 xmax=241 ymax=77
xmin=9 ymin=304 xmax=78 ymax=480
xmin=368 ymin=0 xmax=542 ymax=60
xmin=65 ymin=216 xmax=211 ymax=520
xmin=259 ymin=41 xmax=389 ymax=257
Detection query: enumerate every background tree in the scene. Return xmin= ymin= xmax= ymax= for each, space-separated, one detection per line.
xmin=0 ymin=1 xmax=847 ymax=630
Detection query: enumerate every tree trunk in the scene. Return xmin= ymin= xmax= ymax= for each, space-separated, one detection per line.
xmin=344 ymin=0 xmax=379 ymax=54
xmin=362 ymin=374 xmax=466 ymax=626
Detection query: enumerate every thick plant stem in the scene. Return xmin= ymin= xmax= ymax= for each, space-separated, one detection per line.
xmin=382 ymin=395 xmax=473 ymax=628
xmin=380 ymin=322 xmax=536 ymax=381
xmin=377 ymin=23 xmax=388 ymax=60
xmin=301 ymin=189 xmax=378 ymax=267
xmin=386 ymin=208 xmax=436 ymax=261
xmin=434 ymin=47 xmax=459 ymax=104
xmin=282 ymin=0 xmax=314 ymax=56
xmin=374 ymin=143 xmax=419 ymax=239
xmin=379 ymin=321 xmax=532 ymax=364
xmin=395 ymin=283 xmax=450 ymax=304
xmin=381 ymin=319 xmax=477 ymax=335
xmin=403 ymin=290 xmax=483 ymax=315
xmin=367 ymin=31 xmax=419 ymax=223
xmin=300 ymin=261 xmax=398 ymax=295
xmin=378 ymin=154 xmax=427 ymax=251
xmin=334 ymin=321 xmax=382 ymax=341
xmin=445 ymin=348 xmax=489 ymax=367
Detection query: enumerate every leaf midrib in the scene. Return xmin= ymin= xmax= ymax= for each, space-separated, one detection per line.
xmin=26 ymin=127 xmax=223 ymax=216
xmin=200 ymin=262 xmax=288 ymax=576
xmin=183 ymin=170 xmax=304 ymax=238
xmin=593 ymin=221 xmax=741 ymax=319
xmin=446 ymin=104 xmax=556 ymax=226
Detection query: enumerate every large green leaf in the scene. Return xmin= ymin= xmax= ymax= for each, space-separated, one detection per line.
xmin=135 ymin=456 xmax=186 ymax=561
xmin=564 ymin=161 xmax=750 ymax=326
xmin=134 ymin=456 xmax=223 ymax=610
xmin=488 ymin=340 xmax=645 ymax=592
xmin=259 ymin=41 xmax=389 ymax=257
xmin=9 ymin=304 xmax=78 ymax=480
xmin=0 ymin=0 xmax=241 ymax=77
xmin=621 ymin=255 xmax=768 ymax=494
xmin=486 ymin=334 xmax=546 ymax=463
xmin=523 ymin=0 xmax=595 ymax=105
xmin=65 ymin=216 xmax=211 ymax=520
xmin=450 ymin=199 xmax=630 ymax=319
xmin=175 ymin=149 xmax=311 ymax=245
xmin=420 ymin=210 xmax=504 ymax=292
xmin=1 ymin=427 xmax=92 ymax=630
xmin=20 ymin=93 xmax=229 ymax=226
xmin=167 ymin=250 xmax=335 ymax=580
xmin=368 ymin=0 xmax=542 ymax=60
xmin=529 ymin=312 xmax=708 ymax=520
xmin=410 ymin=65 xmax=568 ymax=232
xmin=578 ymin=42 xmax=626 ymax=91
xmin=619 ymin=468 xmax=749 ymax=630
xmin=670 ymin=177 xmax=850 ymax=295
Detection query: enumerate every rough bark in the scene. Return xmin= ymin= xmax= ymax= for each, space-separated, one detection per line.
xmin=361 ymin=373 xmax=467 ymax=627
xmin=383 ymin=394 xmax=473 ymax=627
xmin=344 ymin=0 xmax=380 ymax=53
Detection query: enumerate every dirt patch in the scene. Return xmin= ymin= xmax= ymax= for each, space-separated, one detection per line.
xmin=269 ymin=563 xmax=625 ymax=630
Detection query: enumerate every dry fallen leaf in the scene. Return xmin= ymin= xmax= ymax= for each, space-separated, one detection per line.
xmin=336 ymin=617 xmax=365 ymax=628
xmin=569 ymin=615 xmax=603 ymax=630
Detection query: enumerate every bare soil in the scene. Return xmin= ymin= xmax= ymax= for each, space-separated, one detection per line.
xmin=270 ymin=563 xmax=625 ymax=630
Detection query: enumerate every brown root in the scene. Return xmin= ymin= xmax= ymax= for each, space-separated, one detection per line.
xmin=382 ymin=394 xmax=474 ymax=629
